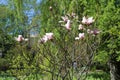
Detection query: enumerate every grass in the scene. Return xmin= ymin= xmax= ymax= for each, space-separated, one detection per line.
xmin=0 ymin=70 xmax=110 ymax=80
xmin=86 ymin=70 xmax=110 ymax=80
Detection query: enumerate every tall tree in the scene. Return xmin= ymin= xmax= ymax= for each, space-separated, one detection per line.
xmin=96 ymin=0 xmax=120 ymax=80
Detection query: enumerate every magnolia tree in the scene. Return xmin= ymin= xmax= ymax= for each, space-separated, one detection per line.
xmin=7 ymin=0 xmax=101 ymax=79
xmin=36 ymin=12 xmax=100 ymax=80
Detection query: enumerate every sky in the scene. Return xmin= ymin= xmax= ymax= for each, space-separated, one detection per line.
xmin=0 ymin=0 xmax=41 ymax=24
xmin=0 ymin=0 xmax=41 ymax=5
xmin=0 ymin=0 xmax=41 ymax=36
xmin=0 ymin=0 xmax=8 ymax=5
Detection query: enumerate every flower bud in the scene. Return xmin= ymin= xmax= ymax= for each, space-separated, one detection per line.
xmin=49 ymin=6 xmax=52 ymax=11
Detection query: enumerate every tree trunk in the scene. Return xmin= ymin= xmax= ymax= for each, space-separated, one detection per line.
xmin=110 ymin=59 xmax=120 ymax=80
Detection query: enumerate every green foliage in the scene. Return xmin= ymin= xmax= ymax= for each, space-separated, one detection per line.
xmin=94 ymin=51 xmax=109 ymax=63
xmin=0 ymin=32 xmax=15 ymax=58
xmin=0 ymin=6 xmax=12 ymax=19
xmin=86 ymin=71 xmax=110 ymax=80
xmin=96 ymin=0 xmax=120 ymax=62
xmin=0 ymin=0 xmax=119 ymax=79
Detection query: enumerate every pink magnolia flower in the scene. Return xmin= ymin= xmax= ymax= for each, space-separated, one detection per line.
xmin=15 ymin=35 xmax=28 ymax=42
xmin=75 ymin=33 xmax=85 ymax=40
xmin=75 ymin=37 xmax=80 ymax=40
xmin=82 ymin=16 xmax=87 ymax=24
xmin=71 ymin=12 xmax=76 ymax=18
xmin=87 ymin=29 xmax=91 ymax=34
xmin=87 ymin=29 xmax=100 ymax=36
xmin=45 ymin=33 xmax=53 ymax=40
xmin=49 ymin=6 xmax=52 ymax=11
xmin=65 ymin=20 xmax=71 ymax=30
xmin=40 ymin=32 xmax=53 ymax=43
xmin=82 ymin=16 xmax=94 ymax=25
xmin=79 ymin=33 xmax=85 ymax=39
xmin=87 ymin=17 xmax=94 ymax=24
xmin=15 ymin=35 xmax=24 ymax=42
xmin=92 ymin=29 xmax=100 ymax=36
xmin=41 ymin=36 xmax=49 ymax=43
xmin=78 ymin=24 xmax=84 ymax=30
xmin=60 ymin=15 xmax=68 ymax=23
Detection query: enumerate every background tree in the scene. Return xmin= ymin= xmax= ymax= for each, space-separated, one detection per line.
xmin=0 ymin=5 xmax=16 ymax=71
xmin=0 ymin=0 xmax=40 ymax=78
xmin=95 ymin=0 xmax=120 ymax=80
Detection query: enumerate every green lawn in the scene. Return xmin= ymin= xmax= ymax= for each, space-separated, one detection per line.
xmin=0 ymin=71 xmax=110 ymax=80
